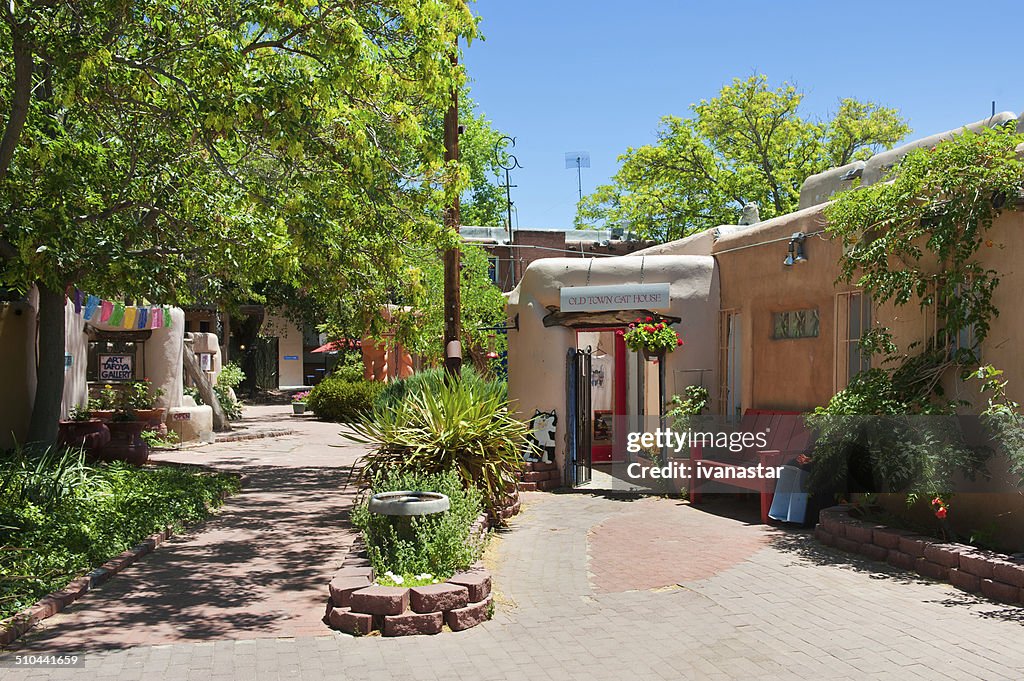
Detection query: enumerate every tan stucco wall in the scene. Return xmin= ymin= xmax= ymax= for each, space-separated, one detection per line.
xmin=506 ymin=255 xmax=720 ymax=472
xmin=264 ymin=312 xmax=304 ymax=387
xmin=713 ymin=204 xmax=857 ymax=412
xmin=0 ymin=291 xmax=38 ymax=448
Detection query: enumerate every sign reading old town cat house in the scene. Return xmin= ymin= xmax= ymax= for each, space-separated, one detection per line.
xmin=559 ymin=283 xmax=671 ymax=312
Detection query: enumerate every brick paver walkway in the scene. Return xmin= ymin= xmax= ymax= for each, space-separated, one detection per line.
xmin=3 ymin=417 xmax=1024 ymax=680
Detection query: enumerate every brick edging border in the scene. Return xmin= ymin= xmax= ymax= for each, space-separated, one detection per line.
xmin=325 ymin=512 xmax=494 ymax=636
xmin=0 ymin=472 xmax=245 ymax=646
xmin=815 ymin=505 xmax=1024 ymax=605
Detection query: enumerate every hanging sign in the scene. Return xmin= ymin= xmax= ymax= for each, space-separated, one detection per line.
xmin=199 ymin=353 xmax=213 ymax=371
xmin=98 ymin=354 xmax=134 ymax=381
xmin=560 ymin=283 xmax=671 ymax=312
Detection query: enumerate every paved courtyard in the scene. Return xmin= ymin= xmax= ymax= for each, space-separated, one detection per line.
xmin=3 ymin=407 xmax=1024 ymax=680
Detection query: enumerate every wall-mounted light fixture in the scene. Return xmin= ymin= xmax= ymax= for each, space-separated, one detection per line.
xmin=783 ymin=232 xmax=807 ymax=266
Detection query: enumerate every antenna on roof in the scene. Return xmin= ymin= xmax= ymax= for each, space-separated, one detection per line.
xmin=564 ymin=151 xmax=590 ymax=204
xmin=992 ymin=100 xmax=996 ymax=118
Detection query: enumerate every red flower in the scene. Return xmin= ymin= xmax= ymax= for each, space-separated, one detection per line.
xmin=635 ymin=318 xmax=642 ymax=323
xmin=645 ymin=325 xmax=655 ymax=333
xmin=936 ymin=507 xmax=947 ymax=520
xmin=676 ymin=338 xmax=683 ymax=346
xmin=656 ymin=323 xmax=664 ymax=330
xmin=615 ymin=329 xmax=625 ymax=336
xmin=932 ymin=497 xmax=942 ymax=506
xmin=645 ymin=316 xmax=653 ymax=322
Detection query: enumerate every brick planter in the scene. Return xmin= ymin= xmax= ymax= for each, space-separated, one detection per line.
xmin=815 ymin=505 xmax=1024 ymax=606
xmin=518 ymin=461 xmax=560 ymax=492
xmin=325 ymin=512 xmax=495 ymax=637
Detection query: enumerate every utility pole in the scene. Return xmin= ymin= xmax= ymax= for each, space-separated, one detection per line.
xmin=443 ymin=47 xmax=462 ymax=378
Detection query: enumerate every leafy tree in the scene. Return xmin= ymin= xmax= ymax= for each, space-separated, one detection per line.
xmin=0 ymin=1 xmax=477 ymax=444
xmin=576 ymin=75 xmax=910 ymax=241
xmin=458 ymin=96 xmax=511 ymax=227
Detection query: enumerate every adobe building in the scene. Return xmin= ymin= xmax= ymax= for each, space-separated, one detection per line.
xmin=506 ymin=112 xmax=1024 ymax=543
xmin=0 ymin=290 xmax=211 ymax=447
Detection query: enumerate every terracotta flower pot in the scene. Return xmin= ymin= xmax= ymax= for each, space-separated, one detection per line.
xmin=102 ymin=420 xmax=151 ymax=465
xmin=641 ymin=348 xmax=665 ymax=361
xmin=58 ymin=419 xmax=111 ymax=452
xmin=89 ymin=409 xmax=116 ymax=423
xmin=133 ymin=407 xmax=167 ymax=436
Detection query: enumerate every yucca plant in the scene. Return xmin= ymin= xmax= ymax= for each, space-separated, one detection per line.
xmin=347 ymin=374 xmax=527 ymax=519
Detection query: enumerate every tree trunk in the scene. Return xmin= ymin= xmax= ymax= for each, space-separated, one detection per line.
xmin=27 ymin=281 xmax=66 ymax=446
xmin=183 ymin=339 xmax=231 ymax=432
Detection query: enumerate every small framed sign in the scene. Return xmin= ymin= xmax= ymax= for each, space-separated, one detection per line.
xmin=98 ymin=354 xmax=133 ymax=381
xmin=172 ymin=412 xmax=192 ymax=421
xmin=199 ymin=352 xmax=213 ymax=371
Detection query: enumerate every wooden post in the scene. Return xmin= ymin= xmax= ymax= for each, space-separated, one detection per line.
xmin=183 ymin=337 xmax=230 ymax=432
xmin=443 ymin=47 xmax=462 ymax=378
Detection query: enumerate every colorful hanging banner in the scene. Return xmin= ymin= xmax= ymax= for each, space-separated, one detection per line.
xmin=123 ymin=306 xmax=137 ymax=329
xmin=163 ymin=306 xmax=172 ymax=328
xmin=136 ymin=307 xmax=148 ymax=329
xmin=74 ymin=289 xmax=83 ymax=314
xmin=150 ymin=307 xmax=162 ymax=329
xmin=109 ymin=302 xmax=125 ymax=326
xmin=99 ymin=300 xmax=113 ymax=323
xmin=83 ymin=295 xmax=100 ymax=321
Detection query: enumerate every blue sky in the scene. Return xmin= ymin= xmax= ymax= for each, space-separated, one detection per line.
xmin=463 ymin=0 xmax=1022 ymax=229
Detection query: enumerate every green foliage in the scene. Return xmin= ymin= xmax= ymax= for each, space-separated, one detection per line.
xmin=820 ymin=126 xmax=1024 ymax=495
xmin=0 ymin=456 xmax=239 ymax=619
xmin=387 ymin=242 xmax=508 ymax=366
xmin=0 ymin=2 xmax=478 ymax=442
xmin=374 ymin=367 xmax=506 ymax=413
xmin=457 ymin=96 xmax=512 ymax=228
xmin=577 ymin=75 xmax=909 ymax=240
xmin=827 ymin=125 xmax=1024 ymax=359
xmin=307 ymin=378 xmax=384 ymax=423
xmin=216 ymin=362 xmax=245 ymax=390
xmin=350 ymin=469 xmax=483 ymax=581
xmin=0 ymin=445 xmax=89 ymax=513
xmin=668 ymin=385 xmax=711 ymax=432
xmin=141 ymin=430 xmax=180 ymax=449
xmin=347 ymin=374 xmax=527 ymax=519
xmin=805 ymin=370 xmax=987 ymax=500
xmin=332 ymin=353 xmax=365 ymax=383
xmin=977 ymin=366 xmax=1024 ymax=484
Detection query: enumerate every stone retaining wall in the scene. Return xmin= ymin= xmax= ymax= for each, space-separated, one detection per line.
xmin=815 ymin=505 xmax=1024 ymax=605
xmin=325 ymin=514 xmax=494 ymax=637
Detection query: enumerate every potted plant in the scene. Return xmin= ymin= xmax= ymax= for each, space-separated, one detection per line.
xmin=58 ymin=404 xmax=110 ymax=453
xmin=102 ymin=407 xmax=151 ymax=465
xmin=621 ymin=316 xmax=684 ymax=360
xmin=128 ymin=379 xmax=167 ymax=435
xmin=88 ymin=383 xmax=119 ymax=422
xmin=292 ymin=391 xmax=311 ymax=415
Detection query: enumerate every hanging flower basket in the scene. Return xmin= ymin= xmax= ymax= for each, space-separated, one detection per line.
xmin=621 ymin=317 xmax=683 ymax=359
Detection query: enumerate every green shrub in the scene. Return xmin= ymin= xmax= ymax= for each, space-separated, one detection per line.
xmin=333 ymin=352 xmax=365 ymax=383
xmin=0 ymin=456 xmax=239 ymax=619
xmin=350 ymin=469 xmax=483 ymax=580
xmin=373 ymin=366 xmax=506 ymax=412
xmin=348 ymin=374 xmax=526 ymax=519
xmin=307 ymin=378 xmax=384 ymax=422
xmin=805 ymin=369 xmax=988 ymax=501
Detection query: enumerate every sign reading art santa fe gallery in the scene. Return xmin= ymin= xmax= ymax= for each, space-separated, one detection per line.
xmin=560 ymin=283 xmax=671 ymax=312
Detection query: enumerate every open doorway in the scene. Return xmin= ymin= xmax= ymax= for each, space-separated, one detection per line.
xmin=575 ymin=329 xmax=627 ymax=465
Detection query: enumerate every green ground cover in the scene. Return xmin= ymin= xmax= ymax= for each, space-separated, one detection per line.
xmin=0 ymin=447 xmax=240 ymax=620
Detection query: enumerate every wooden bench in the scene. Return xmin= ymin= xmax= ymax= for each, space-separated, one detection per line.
xmin=689 ymin=409 xmax=812 ymax=524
